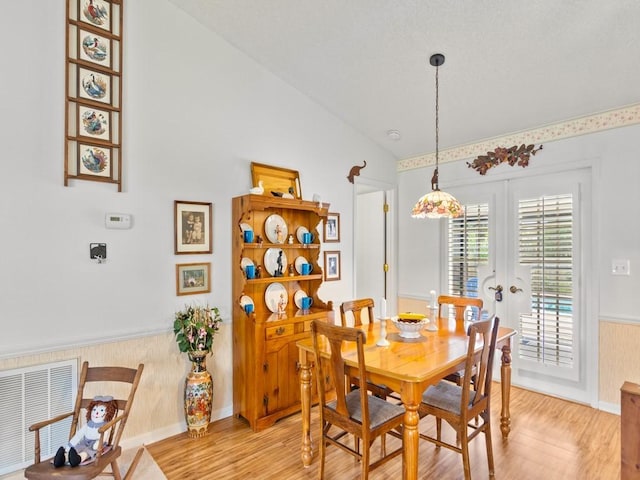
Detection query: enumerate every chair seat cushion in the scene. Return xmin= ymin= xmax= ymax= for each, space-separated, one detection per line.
xmin=422 ymin=381 xmax=476 ymax=414
xmin=328 ymin=391 xmax=405 ymax=428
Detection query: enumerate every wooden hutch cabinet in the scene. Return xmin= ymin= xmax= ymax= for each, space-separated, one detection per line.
xmin=232 ymin=194 xmax=334 ymax=432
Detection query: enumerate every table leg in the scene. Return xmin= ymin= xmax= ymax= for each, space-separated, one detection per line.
xmin=299 ymin=350 xmax=313 ymax=466
xmin=401 ymin=387 xmax=421 ymax=480
xmin=500 ymin=340 xmax=512 ymax=439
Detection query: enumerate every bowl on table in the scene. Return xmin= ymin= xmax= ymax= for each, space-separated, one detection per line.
xmin=392 ymin=313 xmax=427 ymax=338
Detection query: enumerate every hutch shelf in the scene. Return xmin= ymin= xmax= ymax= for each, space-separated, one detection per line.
xmin=232 ymin=194 xmax=334 ymax=432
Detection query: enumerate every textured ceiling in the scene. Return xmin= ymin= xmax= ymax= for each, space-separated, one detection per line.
xmin=167 ymin=0 xmax=640 ymax=160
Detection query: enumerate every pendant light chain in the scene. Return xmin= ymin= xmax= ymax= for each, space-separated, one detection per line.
xmin=435 ymin=61 xmax=440 ymax=172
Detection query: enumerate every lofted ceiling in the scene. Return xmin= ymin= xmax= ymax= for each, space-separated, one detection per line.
xmin=167 ymin=0 xmax=640 ymax=161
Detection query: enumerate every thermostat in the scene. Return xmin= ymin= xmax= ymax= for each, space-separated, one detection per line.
xmin=105 ymin=213 xmax=132 ymax=229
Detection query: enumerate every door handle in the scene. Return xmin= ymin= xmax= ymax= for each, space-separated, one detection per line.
xmin=488 ymin=285 xmax=503 ymax=302
xmin=510 ymin=285 xmax=523 ymax=294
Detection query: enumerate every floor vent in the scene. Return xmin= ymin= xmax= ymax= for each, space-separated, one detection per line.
xmin=0 ymin=359 xmax=77 ymax=475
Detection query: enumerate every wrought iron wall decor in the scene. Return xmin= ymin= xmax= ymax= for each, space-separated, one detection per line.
xmin=346 ymin=160 xmax=367 ymax=183
xmin=467 ymin=144 xmax=543 ymax=175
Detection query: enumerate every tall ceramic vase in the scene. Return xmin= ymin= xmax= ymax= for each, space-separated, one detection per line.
xmin=184 ymin=351 xmax=213 ymax=438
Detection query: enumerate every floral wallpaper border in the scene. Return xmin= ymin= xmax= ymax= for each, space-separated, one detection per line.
xmin=397 ymin=103 xmax=640 ymax=172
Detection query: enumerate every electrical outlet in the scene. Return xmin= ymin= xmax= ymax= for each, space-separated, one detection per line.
xmin=611 ymin=259 xmax=630 ymax=276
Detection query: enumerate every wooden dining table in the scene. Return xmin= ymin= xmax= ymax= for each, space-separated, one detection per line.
xmin=296 ymin=317 xmax=517 ymax=480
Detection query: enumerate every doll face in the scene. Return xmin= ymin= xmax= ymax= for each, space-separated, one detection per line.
xmin=91 ymin=403 xmax=108 ymax=423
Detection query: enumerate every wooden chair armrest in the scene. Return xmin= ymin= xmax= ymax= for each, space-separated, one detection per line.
xmin=29 ymin=411 xmax=74 ymax=464
xmin=28 ymin=411 xmax=74 ymax=432
xmin=98 ymin=413 xmax=125 ymax=434
xmin=95 ymin=413 xmax=126 ymax=460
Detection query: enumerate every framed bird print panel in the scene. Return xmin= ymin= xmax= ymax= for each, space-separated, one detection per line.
xmin=65 ymin=0 xmax=123 ymax=190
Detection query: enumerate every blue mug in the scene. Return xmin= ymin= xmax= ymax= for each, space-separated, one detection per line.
xmin=302 ymin=232 xmax=314 ymax=244
xmin=301 ymin=263 xmax=313 ymax=275
xmin=245 ymin=264 xmax=255 ymax=279
xmin=244 ymin=303 xmax=254 ymax=314
xmin=301 ymin=297 xmax=313 ymax=310
xmin=243 ymin=230 xmax=254 ymax=243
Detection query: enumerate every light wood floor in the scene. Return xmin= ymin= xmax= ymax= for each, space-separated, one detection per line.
xmin=146 ymin=385 xmax=620 ymax=479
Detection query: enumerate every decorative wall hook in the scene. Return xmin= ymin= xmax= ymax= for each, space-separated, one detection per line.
xmin=467 ymin=144 xmax=543 ymax=175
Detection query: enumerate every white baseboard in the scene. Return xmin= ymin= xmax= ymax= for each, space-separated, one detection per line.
xmin=598 ymin=401 xmax=621 ymax=416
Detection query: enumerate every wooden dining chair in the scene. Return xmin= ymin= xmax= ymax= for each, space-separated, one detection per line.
xmin=418 ymin=316 xmax=500 ymax=480
xmin=311 ymin=320 xmax=405 ymax=480
xmin=24 ymin=361 xmax=144 ymax=480
xmin=438 ymin=295 xmax=483 ymax=323
xmin=339 ymin=299 xmax=397 ymax=400
xmin=340 ymin=298 xmax=377 ymax=328
xmin=438 ymin=295 xmax=484 ymax=386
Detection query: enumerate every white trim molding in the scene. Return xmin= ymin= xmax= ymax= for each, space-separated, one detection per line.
xmin=397 ymin=103 xmax=640 ymax=171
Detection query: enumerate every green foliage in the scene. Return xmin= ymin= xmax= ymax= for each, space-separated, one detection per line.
xmin=173 ymin=304 xmax=222 ymax=353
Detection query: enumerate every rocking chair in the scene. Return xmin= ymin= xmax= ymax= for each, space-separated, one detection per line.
xmin=24 ymin=361 xmax=144 ymax=480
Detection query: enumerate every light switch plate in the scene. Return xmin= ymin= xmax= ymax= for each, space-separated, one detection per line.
xmin=612 ymin=259 xmax=630 ymax=275
xmin=90 ymin=243 xmax=107 ymax=263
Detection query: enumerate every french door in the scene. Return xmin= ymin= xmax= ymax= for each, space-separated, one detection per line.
xmin=445 ymin=168 xmax=593 ymax=402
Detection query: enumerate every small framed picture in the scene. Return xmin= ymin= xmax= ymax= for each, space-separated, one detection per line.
xmin=78 ymin=143 xmax=112 ymax=178
xmin=324 ymin=251 xmax=341 ymax=281
xmin=176 ymin=262 xmax=211 ymax=296
xmin=324 ymin=212 xmax=340 ymax=243
xmin=174 ymin=200 xmax=213 ymax=254
xmin=77 ymin=104 xmax=111 ymax=141
xmin=78 ymin=0 xmax=112 ymax=32
xmin=78 ymin=66 xmax=112 ymax=105
xmin=79 ymin=28 xmax=112 ymax=68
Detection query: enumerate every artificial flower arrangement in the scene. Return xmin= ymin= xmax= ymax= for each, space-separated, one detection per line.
xmin=173 ymin=304 xmax=222 ymax=353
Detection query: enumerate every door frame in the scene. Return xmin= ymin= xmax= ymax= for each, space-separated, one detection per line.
xmin=353 ymin=176 xmax=398 ymax=316
xmin=439 ymin=158 xmax=600 ymax=407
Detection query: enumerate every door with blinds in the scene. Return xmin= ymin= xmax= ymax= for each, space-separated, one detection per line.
xmin=445 ymin=169 xmax=592 ymax=401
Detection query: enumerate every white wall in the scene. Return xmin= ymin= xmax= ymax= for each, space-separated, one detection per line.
xmin=0 ymin=0 xmax=397 ymax=358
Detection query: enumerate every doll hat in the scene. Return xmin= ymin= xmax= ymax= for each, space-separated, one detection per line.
xmin=93 ymin=395 xmax=114 ymax=402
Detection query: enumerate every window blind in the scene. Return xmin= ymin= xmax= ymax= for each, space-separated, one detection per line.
xmin=447 ymin=203 xmax=489 ymax=318
xmin=518 ymin=194 xmax=574 ymax=367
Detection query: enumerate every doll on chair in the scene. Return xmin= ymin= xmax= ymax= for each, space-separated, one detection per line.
xmin=54 ymin=395 xmax=117 ymax=468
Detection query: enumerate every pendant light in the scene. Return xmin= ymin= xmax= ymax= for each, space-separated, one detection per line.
xmin=411 ymin=53 xmax=462 ymax=219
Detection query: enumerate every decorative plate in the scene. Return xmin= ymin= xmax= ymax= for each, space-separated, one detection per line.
xmin=239 ymin=295 xmax=254 ymax=308
xmin=240 ymin=223 xmax=253 ymax=232
xmin=240 ymin=257 xmax=254 ymax=270
xmin=294 ymin=256 xmax=308 ymax=275
xmin=264 ymin=214 xmax=287 ymax=244
xmin=264 ymin=248 xmax=287 ymax=277
xmin=294 ymin=289 xmax=307 ymax=309
xmin=296 ymin=226 xmax=309 ymax=243
xmin=265 ymin=283 xmax=287 ymax=313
